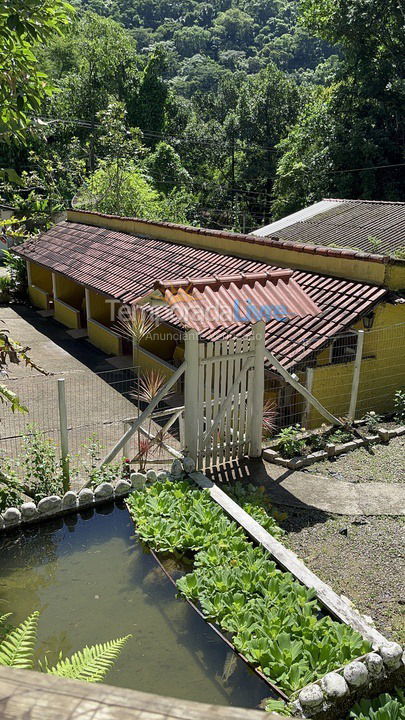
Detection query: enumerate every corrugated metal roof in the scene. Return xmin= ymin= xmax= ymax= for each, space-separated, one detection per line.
xmin=15 ymin=220 xmax=387 ymax=370
xmin=155 ymin=271 xmax=321 ymax=331
xmin=253 ymin=199 xmax=405 ymax=257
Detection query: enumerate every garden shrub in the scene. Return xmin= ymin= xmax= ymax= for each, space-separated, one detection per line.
xmin=393 ymin=390 xmax=405 ymax=424
xmin=276 ymin=424 xmax=306 ymax=458
xmin=21 ymin=425 xmax=64 ymax=501
xmin=127 ymin=479 xmax=371 ymax=696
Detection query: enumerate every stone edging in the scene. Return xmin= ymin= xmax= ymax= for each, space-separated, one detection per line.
xmin=263 ymin=426 xmax=405 ymax=470
xmin=292 ymin=649 xmax=405 ymax=720
xmin=0 ymin=470 xmax=165 ymax=531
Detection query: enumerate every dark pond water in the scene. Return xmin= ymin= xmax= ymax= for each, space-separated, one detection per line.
xmin=0 ymin=502 xmax=271 ymax=708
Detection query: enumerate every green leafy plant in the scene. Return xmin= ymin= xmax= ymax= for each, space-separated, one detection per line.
xmin=393 ymin=390 xmax=405 ymax=424
xmin=21 ymin=424 xmax=64 ymax=501
xmin=362 ymin=411 xmax=382 ymax=432
xmin=328 ymin=428 xmax=353 ymax=444
xmin=78 ymin=435 xmax=125 ymax=489
xmin=0 ymin=611 xmax=130 ymax=682
xmin=127 ymin=478 xmax=371 ymax=696
xmin=276 ymin=424 xmax=306 ymax=458
xmin=349 ymin=690 xmax=405 ymax=720
xmin=0 ymin=458 xmax=24 ymax=511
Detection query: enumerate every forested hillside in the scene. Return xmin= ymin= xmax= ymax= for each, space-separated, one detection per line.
xmin=1 ymin=0 xmax=404 ymax=233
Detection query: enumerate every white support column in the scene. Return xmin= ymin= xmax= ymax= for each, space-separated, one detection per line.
xmin=348 ymin=330 xmax=364 ymax=422
xmin=184 ymin=329 xmax=199 ymax=463
xmin=249 ymin=320 xmax=265 ymax=457
xmin=57 ymin=378 xmax=70 ymax=493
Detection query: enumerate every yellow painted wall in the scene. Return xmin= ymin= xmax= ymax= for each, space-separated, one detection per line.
xmin=54 ymin=274 xmax=84 ymax=309
xmin=30 ymin=262 xmax=53 ymax=293
xmin=139 ymin=323 xmax=178 ymax=362
xmin=28 ymin=284 xmax=49 ymax=310
xmin=307 ymin=302 xmax=405 ymax=427
xmin=88 ymin=319 xmax=122 ymax=355
xmin=87 ymin=289 xmax=115 ymax=325
xmin=54 ymin=299 xmax=81 ymax=329
xmin=134 ymin=346 xmax=177 ymax=382
xmin=66 ymin=210 xmax=405 ymax=289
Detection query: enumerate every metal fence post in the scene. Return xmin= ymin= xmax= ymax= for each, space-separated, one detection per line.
xmin=184 ymin=330 xmax=199 ymax=463
xmin=348 ymin=330 xmax=364 ymax=422
xmin=249 ymin=320 xmax=265 ymax=457
xmin=57 ymin=378 xmax=70 ymax=492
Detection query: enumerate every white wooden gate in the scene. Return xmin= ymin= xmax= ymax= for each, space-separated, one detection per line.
xmin=183 ymin=321 xmax=265 ymax=470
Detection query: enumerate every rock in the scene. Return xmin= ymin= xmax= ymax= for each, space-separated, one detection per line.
xmin=146 ymin=469 xmax=157 ymax=482
xmin=379 ymin=642 xmax=403 ymax=670
xmin=298 ymin=684 xmax=324 ymax=711
xmin=94 ymin=482 xmax=114 ymax=500
xmin=114 ymin=480 xmax=132 ymax=496
xmin=78 ymin=488 xmax=94 ymax=507
xmin=364 ymin=653 xmax=384 ymax=677
xmin=3 ymin=507 xmax=21 ymax=526
xmin=0 ymin=516 xmax=4 ymax=530
xmin=170 ymin=459 xmax=183 ymax=478
xmin=63 ymin=491 xmax=77 ymax=509
xmin=343 ymin=661 xmax=369 ymax=687
xmin=320 ymin=672 xmax=349 ymax=699
xmin=182 ymin=456 xmax=196 ymax=474
xmin=20 ymin=502 xmax=38 ymax=522
xmin=37 ymin=496 xmax=62 ymax=515
xmin=130 ymin=472 xmax=147 ymax=489
xmin=156 ymin=471 xmax=168 ymax=482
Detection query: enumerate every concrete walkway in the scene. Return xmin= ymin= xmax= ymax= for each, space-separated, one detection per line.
xmin=209 ymin=459 xmax=405 ymax=516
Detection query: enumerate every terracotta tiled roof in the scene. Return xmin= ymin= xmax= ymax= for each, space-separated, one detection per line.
xmin=15 ymin=220 xmax=387 ymax=369
xmin=155 ymin=271 xmax=321 ymax=331
xmin=254 ymin=199 xmax=405 ymax=258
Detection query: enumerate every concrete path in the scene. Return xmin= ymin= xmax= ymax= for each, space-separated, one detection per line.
xmin=209 ymin=459 xmax=405 ymax=516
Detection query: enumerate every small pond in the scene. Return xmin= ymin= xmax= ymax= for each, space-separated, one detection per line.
xmin=0 ymin=502 xmax=270 ymax=708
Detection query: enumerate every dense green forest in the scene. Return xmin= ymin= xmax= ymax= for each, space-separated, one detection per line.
xmin=1 ymin=0 xmax=404 ymax=233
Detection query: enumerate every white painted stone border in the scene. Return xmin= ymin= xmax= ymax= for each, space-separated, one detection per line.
xmin=263 ymin=425 xmax=405 ymax=470
xmin=292 ymin=645 xmax=405 ymax=720
xmin=0 ymin=470 xmax=162 ymax=532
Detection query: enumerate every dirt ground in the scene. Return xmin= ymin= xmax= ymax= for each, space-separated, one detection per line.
xmin=282 ymin=510 xmax=405 ymax=644
xmin=307 ymin=436 xmax=405 ymax=484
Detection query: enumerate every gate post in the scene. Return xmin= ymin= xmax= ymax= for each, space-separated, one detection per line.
xmin=184 ymin=329 xmax=199 ymax=463
xmin=249 ymin=321 xmax=265 ymax=457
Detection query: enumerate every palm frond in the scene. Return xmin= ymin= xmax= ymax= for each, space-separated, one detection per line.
xmin=0 ymin=611 xmax=38 ymax=668
xmin=47 ymin=635 xmax=131 ymax=683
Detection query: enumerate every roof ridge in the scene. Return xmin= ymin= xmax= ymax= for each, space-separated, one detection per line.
xmin=323 ymin=197 xmax=405 ymax=206
xmin=65 ymin=209 xmax=388 ymax=265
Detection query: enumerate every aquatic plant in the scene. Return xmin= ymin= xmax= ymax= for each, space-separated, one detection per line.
xmin=0 ymin=612 xmax=130 ymax=683
xmin=349 ymin=690 xmax=405 ymax=720
xmin=127 ymin=479 xmax=371 ymax=696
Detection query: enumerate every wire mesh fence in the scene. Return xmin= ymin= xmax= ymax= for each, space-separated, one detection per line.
xmin=264 ymin=321 xmax=405 ymax=432
xmin=0 ymin=366 xmax=181 ymax=487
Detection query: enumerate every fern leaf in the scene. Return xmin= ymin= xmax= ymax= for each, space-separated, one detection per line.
xmin=0 ymin=611 xmax=39 ymax=668
xmin=48 ymin=635 xmax=131 ymax=683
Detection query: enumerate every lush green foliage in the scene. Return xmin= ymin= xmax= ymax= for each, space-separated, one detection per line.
xmin=1 ymin=0 xmax=403 ymax=232
xmin=0 ymin=0 xmax=73 ymax=141
xmin=0 ymin=612 xmax=130 ymax=682
xmin=393 ymin=390 xmax=405 ymax=424
xmin=127 ymin=479 xmax=371 ymax=695
xmin=349 ymin=690 xmax=405 ymax=720
xmin=276 ymin=424 xmax=306 ymax=458
xmin=19 ymin=425 xmax=64 ymax=501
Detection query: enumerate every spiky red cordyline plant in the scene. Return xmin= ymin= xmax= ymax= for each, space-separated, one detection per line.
xmin=262 ymin=399 xmax=278 ymax=438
